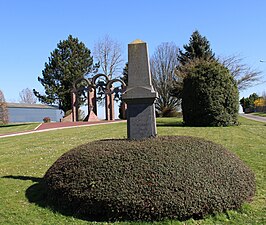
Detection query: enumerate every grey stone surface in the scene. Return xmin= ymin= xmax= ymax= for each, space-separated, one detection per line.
xmin=126 ymin=102 xmax=157 ymax=140
xmin=123 ymin=39 xmax=157 ymax=100
xmin=122 ymin=39 xmax=157 ymax=140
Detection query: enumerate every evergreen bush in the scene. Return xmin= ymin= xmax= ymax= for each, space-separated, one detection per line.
xmin=182 ymin=59 xmax=239 ymax=126
xmin=44 ymin=136 xmax=255 ymax=222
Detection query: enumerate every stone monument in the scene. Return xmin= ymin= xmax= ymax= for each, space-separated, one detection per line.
xmin=122 ymin=39 xmax=158 ymax=140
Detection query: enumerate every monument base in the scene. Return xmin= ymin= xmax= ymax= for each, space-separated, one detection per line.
xmin=126 ymin=101 xmax=157 ymax=140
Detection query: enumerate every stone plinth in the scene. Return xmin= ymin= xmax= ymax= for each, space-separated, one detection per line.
xmin=122 ymin=40 xmax=157 ymax=140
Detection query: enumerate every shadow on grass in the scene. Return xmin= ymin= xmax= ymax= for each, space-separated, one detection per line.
xmin=2 ymin=175 xmax=111 ymax=222
xmin=156 ymin=121 xmax=184 ymax=127
xmin=0 ymin=123 xmax=30 ymax=128
xmin=2 ymin=175 xmax=48 ymax=209
xmin=156 ymin=121 xmax=225 ymax=128
xmin=2 ymin=175 xmax=42 ymax=182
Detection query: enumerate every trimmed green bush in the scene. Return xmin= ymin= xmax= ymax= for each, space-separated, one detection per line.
xmin=181 ymin=59 xmax=239 ymax=126
xmin=43 ymin=117 xmax=51 ymax=123
xmin=44 ymin=136 xmax=255 ymax=222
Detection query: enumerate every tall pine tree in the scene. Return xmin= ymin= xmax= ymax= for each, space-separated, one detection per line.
xmin=33 ymin=35 xmax=94 ymax=113
xmin=177 ymin=30 xmax=215 ymax=65
xmin=172 ymin=30 xmax=216 ymax=99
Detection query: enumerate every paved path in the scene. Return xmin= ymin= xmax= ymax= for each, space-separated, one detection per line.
xmin=0 ymin=120 xmax=125 ymax=139
xmin=240 ymin=113 xmax=266 ymax=123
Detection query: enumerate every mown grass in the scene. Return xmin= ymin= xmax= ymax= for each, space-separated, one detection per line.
xmin=0 ymin=117 xmax=265 ymax=224
xmin=0 ymin=123 xmax=40 ymax=135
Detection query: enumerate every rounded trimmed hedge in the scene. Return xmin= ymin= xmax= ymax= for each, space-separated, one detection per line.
xmin=44 ymin=136 xmax=255 ymax=221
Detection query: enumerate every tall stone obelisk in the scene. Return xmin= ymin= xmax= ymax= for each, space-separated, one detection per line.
xmin=122 ymin=39 xmax=158 ymax=140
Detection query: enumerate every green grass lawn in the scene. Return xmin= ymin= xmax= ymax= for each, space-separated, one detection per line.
xmin=0 ymin=118 xmax=265 ymax=224
xmin=0 ymin=123 xmax=40 ymax=135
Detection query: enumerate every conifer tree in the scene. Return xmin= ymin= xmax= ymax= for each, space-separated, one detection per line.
xmin=118 ymin=63 xmax=128 ymax=119
xmin=173 ymin=30 xmax=216 ymax=99
xmin=33 ymin=35 xmax=94 ymax=113
xmin=182 ymin=59 xmax=239 ymax=126
xmin=121 ymin=63 xmax=128 ymax=85
xmin=177 ymin=30 xmax=215 ymax=65
xmin=175 ymin=30 xmax=261 ymax=92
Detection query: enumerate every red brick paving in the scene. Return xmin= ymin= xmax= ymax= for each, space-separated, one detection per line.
xmin=35 ymin=120 xmax=114 ymax=130
xmin=0 ymin=120 xmax=124 ymax=138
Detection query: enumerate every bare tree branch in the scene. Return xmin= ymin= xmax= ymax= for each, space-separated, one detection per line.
xmin=19 ymin=88 xmax=37 ymax=104
xmin=0 ymin=90 xmax=9 ymax=124
xmin=93 ymin=35 xmax=124 ymax=79
xmin=219 ymin=55 xmax=264 ymax=90
xmin=151 ymin=42 xmax=181 ymax=116
xmin=262 ymin=91 xmax=266 ymax=100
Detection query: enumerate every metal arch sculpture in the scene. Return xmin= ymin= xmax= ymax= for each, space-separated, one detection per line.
xmin=105 ymin=78 xmax=127 ymax=121
xmin=91 ymin=73 xmax=110 ymax=104
xmin=71 ymin=77 xmax=95 ymax=122
xmin=91 ymin=73 xmax=109 ymax=85
xmin=73 ymin=77 xmax=91 ymax=91
xmin=106 ymin=79 xmax=126 ymax=102
xmin=71 ymin=74 xmax=126 ymax=122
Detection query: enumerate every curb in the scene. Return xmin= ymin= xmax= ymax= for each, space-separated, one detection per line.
xmin=34 ymin=123 xmax=43 ymax=130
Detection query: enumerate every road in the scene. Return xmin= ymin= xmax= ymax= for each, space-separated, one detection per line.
xmin=240 ymin=113 xmax=266 ymax=123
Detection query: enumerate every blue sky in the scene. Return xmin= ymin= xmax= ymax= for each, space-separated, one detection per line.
xmin=0 ymin=0 xmax=265 ymax=104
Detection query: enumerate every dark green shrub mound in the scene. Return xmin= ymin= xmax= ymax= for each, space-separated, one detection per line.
xmin=181 ymin=59 xmax=239 ymax=126
xmin=44 ymin=136 xmax=255 ymax=222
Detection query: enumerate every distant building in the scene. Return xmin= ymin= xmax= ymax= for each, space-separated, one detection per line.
xmin=7 ymin=103 xmax=63 ymax=123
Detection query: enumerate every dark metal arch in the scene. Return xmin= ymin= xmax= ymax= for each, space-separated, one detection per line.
xmin=91 ymin=73 xmax=109 ymax=86
xmin=71 ymin=74 xmax=127 ymax=122
xmin=106 ymin=79 xmax=127 ymax=104
xmin=106 ymin=79 xmax=126 ymax=96
xmin=72 ymin=77 xmax=92 ymax=91
xmin=106 ymin=79 xmax=126 ymax=92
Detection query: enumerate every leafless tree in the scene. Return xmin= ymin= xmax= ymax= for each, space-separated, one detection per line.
xmin=19 ymin=88 xmax=37 ymax=104
xmin=262 ymin=91 xmax=266 ymax=100
xmin=0 ymin=90 xmax=9 ymax=124
xmin=219 ymin=55 xmax=263 ymax=91
xmin=93 ymin=35 xmax=124 ymax=79
xmin=151 ymin=42 xmax=181 ymax=116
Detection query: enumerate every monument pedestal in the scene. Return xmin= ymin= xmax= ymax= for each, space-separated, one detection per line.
xmin=126 ymin=99 xmax=156 ymax=139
